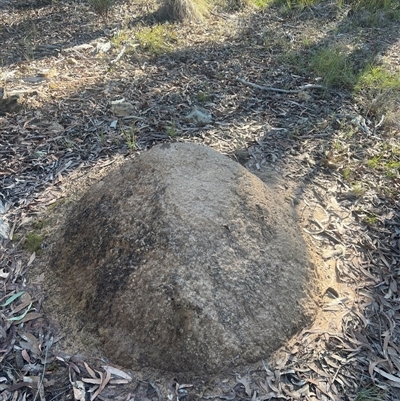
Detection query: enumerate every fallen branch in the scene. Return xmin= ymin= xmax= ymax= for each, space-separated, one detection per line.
xmin=237 ymin=78 xmax=326 ymax=93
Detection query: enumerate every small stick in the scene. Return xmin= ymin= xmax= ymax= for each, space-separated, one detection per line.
xmin=33 ymin=336 xmax=53 ymax=401
xmin=111 ymin=45 xmax=126 ymax=64
xmin=237 ymin=78 xmax=326 ymax=93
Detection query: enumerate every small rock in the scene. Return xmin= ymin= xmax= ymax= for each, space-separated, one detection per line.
xmin=111 ymin=101 xmax=136 ymax=117
xmin=66 ymin=58 xmax=78 ymax=65
xmin=297 ymin=91 xmax=312 ymax=101
xmin=185 ymin=105 xmax=212 ymax=125
xmin=94 ymin=40 xmax=111 ymax=54
xmin=22 ymin=76 xmax=46 ymax=83
xmin=233 ymin=148 xmax=250 ymax=165
xmin=0 ymin=89 xmax=24 ymax=113
xmin=46 ymin=122 xmax=65 ymax=135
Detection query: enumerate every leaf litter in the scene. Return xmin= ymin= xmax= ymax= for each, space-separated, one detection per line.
xmin=1 ymin=0 xmax=400 ymax=400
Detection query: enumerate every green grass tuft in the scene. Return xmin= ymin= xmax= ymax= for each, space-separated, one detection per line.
xmin=121 ymin=127 xmax=137 ymax=150
xmin=356 ymin=65 xmax=400 ymax=92
xmin=385 ymin=161 xmax=400 ymax=178
xmin=354 ymin=65 xmax=400 ymax=122
xmin=248 ymin=0 xmax=272 ymax=7
xmin=310 ymin=46 xmax=357 ymax=89
xmin=166 ymin=120 xmax=178 ymax=137
xmin=197 ymin=91 xmax=211 ymax=102
xmin=363 ymin=214 xmax=378 ymax=226
xmin=367 ymin=156 xmax=381 ymax=169
xmin=111 ymin=31 xmax=130 ymax=47
xmin=136 ymin=24 xmax=178 ymax=56
xmin=270 ymin=0 xmax=323 ymax=10
xmin=354 ymin=385 xmax=385 ymax=401
xmin=342 ymin=167 xmax=351 ymax=180
xmin=352 ymin=0 xmax=398 ymax=11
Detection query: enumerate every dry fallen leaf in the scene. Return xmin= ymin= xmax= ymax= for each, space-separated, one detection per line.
xmin=236 ymin=375 xmax=252 ymax=397
xmin=102 ymin=365 xmax=132 ymax=381
xmin=72 ymin=380 xmax=86 ymax=401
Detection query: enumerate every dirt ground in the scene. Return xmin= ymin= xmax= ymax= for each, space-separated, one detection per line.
xmin=1 ymin=0 xmax=399 ymax=400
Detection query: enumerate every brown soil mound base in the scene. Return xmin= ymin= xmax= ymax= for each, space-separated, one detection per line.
xmin=47 ymin=143 xmax=318 ymax=374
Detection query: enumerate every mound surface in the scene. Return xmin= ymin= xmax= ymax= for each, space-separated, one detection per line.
xmin=51 ymin=142 xmax=317 ymax=374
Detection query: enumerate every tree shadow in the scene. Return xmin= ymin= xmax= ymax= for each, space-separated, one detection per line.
xmin=235 ymin=4 xmax=400 ymax=396
xmin=0 ymin=0 xmax=165 ymax=66
xmin=1 ymin=2 xmax=398 ymax=205
xmin=235 ymin=2 xmax=399 ymax=174
xmin=1 ymin=0 xmax=398 ymax=207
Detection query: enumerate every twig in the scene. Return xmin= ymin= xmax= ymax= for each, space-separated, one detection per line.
xmin=48 ymin=387 xmax=72 ymax=401
xmin=374 ymin=114 xmax=385 ymax=133
xmin=296 ymin=133 xmax=332 ymax=139
xmin=237 ymin=78 xmax=326 ymax=93
xmin=33 ymin=336 xmax=53 ymax=401
xmin=110 ymin=45 xmax=126 ymax=64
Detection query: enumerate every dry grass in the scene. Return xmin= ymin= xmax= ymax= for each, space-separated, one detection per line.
xmin=159 ymin=0 xmax=210 ymax=21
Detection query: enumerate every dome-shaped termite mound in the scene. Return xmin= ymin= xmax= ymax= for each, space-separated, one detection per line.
xmin=50 ymin=142 xmax=317 ymax=374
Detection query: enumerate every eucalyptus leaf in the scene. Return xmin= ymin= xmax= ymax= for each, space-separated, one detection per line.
xmin=1 ymin=291 xmax=25 ymax=307
xmin=7 ymin=302 xmax=33 ymax=321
